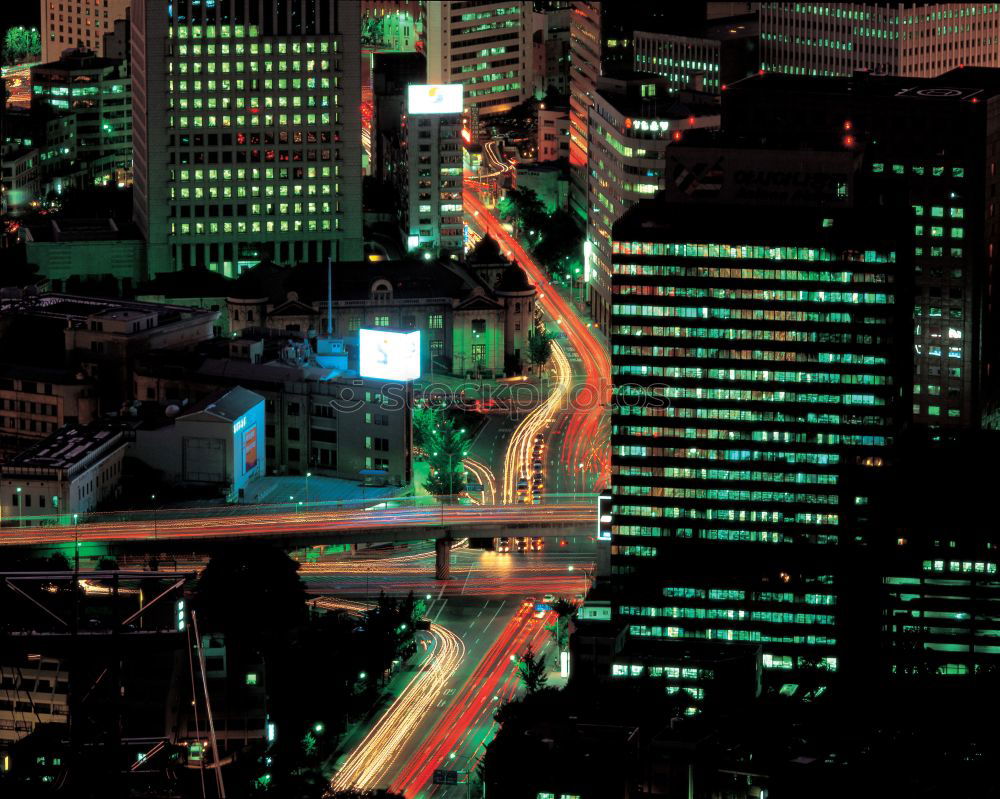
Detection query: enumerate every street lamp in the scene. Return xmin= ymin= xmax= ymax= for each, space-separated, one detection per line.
xmin=305 ymin=471 xmax=312 ymax=506
xmin=15 ymin=487 xmax=21 ymax=528
xmin=151 ymin=494 xmax=157 ymax=540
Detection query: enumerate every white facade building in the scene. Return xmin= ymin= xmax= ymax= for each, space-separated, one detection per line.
xmin=404 ymin=85 xmax=464 ymax=256
xmin=0 ymin=422 xmax=128 ymax=524
xmin=426 ymin=1 xmax=535 ymax=117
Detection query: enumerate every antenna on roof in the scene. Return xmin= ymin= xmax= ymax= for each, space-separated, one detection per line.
xmin=326 ymin=256 xmax=333 ymax=336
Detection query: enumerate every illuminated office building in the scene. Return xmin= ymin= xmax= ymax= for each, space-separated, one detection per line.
xmin=609 ymin=201 xmax=903 ymax=684
xmin=760 ymin=3 xmax=1000 ymax=77
xmin=31 ymin=48 xmax=132 ymax=185
xmin=131 ymin=0 xmax=363 ymax=276
xmin=585 ymin=73 xmax=720 ymax=333
xmin=404 ymin=84 xmax=464 ymax=257
xmin=425 ymin=1 xmax=534 ymax=117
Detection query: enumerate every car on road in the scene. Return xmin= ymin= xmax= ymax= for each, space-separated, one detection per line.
xmin=533 ymin=608 xmax=546 ymax=619
xmin=517 ymin=477 xmax=529 ymax=489
xmin=531 ymin=537 xmax=544 ymax=551
xmin=542 ymin=593 xmax=556 ymax=603
xmin=497 ymin=537 xmax=511 ymax=553
xmin=516 ymin=537 xmax=529 ymax=552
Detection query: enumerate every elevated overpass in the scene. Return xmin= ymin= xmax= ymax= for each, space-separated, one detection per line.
xmin=0 ymin=495 xmax=598 ymax=578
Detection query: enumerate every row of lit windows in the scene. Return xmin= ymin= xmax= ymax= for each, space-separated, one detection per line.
xmin=171 ymin=113 xmax=336 ymax=129
xmin=614 ymin=263 xmax=892 ymax=283
xmin=171 ymin=25 xmax=341 ymax=46
xmin=614 ymin=365 xmax=888 ymax=386
xmin=174 ymin=165 xmax=338 ymax=182
xmin=173 ymin=40 xmax=330 ymax=55
xmin=171 ymin=219 xmax=339 ymax=235
xmin=614 ymin=306 xmax=887 ymax=324
xmin=629 ymin=625 xmax=837 ymax=645
xmin=611 ymin=663 xmax=712 ymax=681
xmin=661 ymin=587 xmax=836 ymax=604
xmin=615 ymin=525 xmax=795 ymax=543
xmin=642 ymin=487 xmax=838 ymax=505
xmin=615 ymin=504 xmax=839 ymax=526
xmin=171 ymin=184 xmax=337 ymax=200
xmin=872 ymin=162 xmax=964 ymax=178
xmin=615 ymin=446 xmax=841 ymax=466
xmin=616 ymin=286 xmax=892 ymax=304
xmin=614 ymin=404 xmax=888 ymax=430
xmin=635 ymin=467 xmax=838 ymax=485
xmin=619 ymin=605 xmax=836 ymax=625
xmin=644 ymin=387 xmax=886 ymax=406
xmin=612 ymin=326 xmax=879 ymax=345
xmin=612 ymin=426 xmax=882 ymax=446
xmin=612 ymin=241 xmax=894 ymax=263
xmin=923 ymin=560 xmax=998 ymax=574
xmin=612 ymin=345 xmax=886 ymax=367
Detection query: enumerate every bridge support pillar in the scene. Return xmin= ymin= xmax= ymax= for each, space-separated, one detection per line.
xmin=435 ymin=536 xmax=452 ymax=581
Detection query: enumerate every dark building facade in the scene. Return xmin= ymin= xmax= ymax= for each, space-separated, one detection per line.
xmin=609 ymin=201 xmax=905 ymax=689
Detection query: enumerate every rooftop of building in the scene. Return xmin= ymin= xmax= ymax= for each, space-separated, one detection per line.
xmin=22 ymin=217 xmax=143 ymax=243
xmin=33 ymin=47 xmax=125 ymax=74
xmin=0 ymin=292 xmax=216 ymax=325
xmin=227 ymin=257 xmax=499 ymax=304
xmin=0 ymin=362 xmax=90 ymax=385
xmin=727 ymin=66 xmax=1000 ymax=100
xmin=596 ymin=72 xmax=721 ymax=118
xmin=178 ymin=385 xmax=264 ymax=423
xmin=612 ymin=199 xmax=897 ymax=253
xmin=5 ymin=421 xmax=126 ymax=470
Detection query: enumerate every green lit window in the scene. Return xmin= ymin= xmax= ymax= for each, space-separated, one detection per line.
xmin=915 ymin=225 xmax=924 ymax=236
xmin=952 ymin=167 xmax=964 ymax=178
xmin=928 ymin=405 xmax=940 ymax=416
xmin=930 ymin=227 xmax=944 ymax=237
xmin=930 ymin=206 xmax=944 ymax=217
xmin=892 ymin=164 xmax=905 ymax=175
xmin=951 ymin=227 xmax=964 ymax=239
xmin=950 ymin=207 xmax=964 ymax=219
xmin=932 ymin=166 xmax=945 ymax=177
xmin=246 ymin=673 xmax=257 ymax=685
xmin=912 ymin=165 xmax=925 ymax=176
xmin=871 ymin=162 xmax=884 ymax=173
xmin=912 ymin=205 xmax=924 ymax=216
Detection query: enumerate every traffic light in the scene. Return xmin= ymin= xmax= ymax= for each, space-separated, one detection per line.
xmin=175 ymin=599 xmax=186 ymax=631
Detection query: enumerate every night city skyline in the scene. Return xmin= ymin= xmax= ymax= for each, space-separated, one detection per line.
xmin=1 ymin=2 xmax=1000 ymax=798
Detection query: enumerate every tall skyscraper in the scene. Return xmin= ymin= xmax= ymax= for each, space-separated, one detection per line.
xmin=41 ymin=0 xmax=132 ymax=63
xmin=604 ymin=67 xmax=1000 ymax=691
xmin=760 ymin=3 xmax=1000 ymax=77
xmin=404 ymin=84 xmax=464 ymax=257
xmin=425 ymin=1 xmax=535 ymax=118
xmin=131 ymin=0 xmax=363 ymax=276
xmin=721 ymin=70 xmax=1000 ymax=429
xmin=610 ymin=200 xmax=903 ymax=685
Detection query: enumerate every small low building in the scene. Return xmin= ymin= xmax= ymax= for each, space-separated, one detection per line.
xmin=131 ymin=386 xmax=266 ymax=502
xmin=0 ymin=421 xmax=129 ymax=524
xmin=21 ymin=217 xmax=146 ymax=294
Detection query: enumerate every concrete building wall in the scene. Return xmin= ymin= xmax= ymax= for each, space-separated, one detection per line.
xmin=426 ymin=1 xmax=534 ymax=116
xmin=41 ymin=0 xmax=132 ymax=63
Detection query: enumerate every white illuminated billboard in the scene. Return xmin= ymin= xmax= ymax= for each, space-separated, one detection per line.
xmin=359 ymin=329 xmax=421 ymax=382
xmin=407 ymin=84 xmax=463 ymax=115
